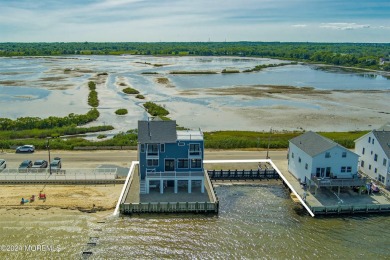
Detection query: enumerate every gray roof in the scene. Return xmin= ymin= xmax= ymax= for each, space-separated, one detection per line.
xmin=289 ymin=131 xmax=339 ymax=157
xmin=373 ymin=130 xmax=390 ymax=159
xmin=138 ymin=119 xmax=177 ymax=143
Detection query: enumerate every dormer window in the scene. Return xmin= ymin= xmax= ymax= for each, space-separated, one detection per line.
xmin=325 ymin=152 xmax=331 ymax=158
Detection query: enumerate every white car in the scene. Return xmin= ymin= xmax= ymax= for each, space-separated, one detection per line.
xmin=0 ymin=159 xmax=6 ymax=171
xmin=16 ymin=145 xmax=35 ymax=153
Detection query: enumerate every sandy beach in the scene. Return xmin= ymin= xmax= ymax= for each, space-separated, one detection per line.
xmin=0 ymin=185 xmax=122 ymax=212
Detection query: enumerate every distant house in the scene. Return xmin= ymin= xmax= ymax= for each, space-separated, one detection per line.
xmin=355 ymin=123 xmax=390 ymax=188
xmin=138 ymin=118 xmax=205 ymax=194
xmin=288 ymin=131 xmax=359 ymax=184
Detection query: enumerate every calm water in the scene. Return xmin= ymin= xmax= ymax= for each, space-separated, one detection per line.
xmin=1 ymin=185 xmax=389 ymax=259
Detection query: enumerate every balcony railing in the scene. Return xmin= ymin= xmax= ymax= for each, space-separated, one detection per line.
xmin=311 ymin=175 xmax=367 ymax=187
xmin=188 ymin=150 xmax=202 ymax=158
xmin=146 ymin=171 xmax=204 ymax=179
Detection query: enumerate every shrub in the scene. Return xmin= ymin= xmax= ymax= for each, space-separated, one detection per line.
xmin=123 ymin=87 xmax=140 ymax=94
xmin=136 ymin=94 xmax=145 ymax=99
xmin=115 ymin=109 xmax=128 ymax=115
xmin=143 ymin=102 xmax=169 ymax=117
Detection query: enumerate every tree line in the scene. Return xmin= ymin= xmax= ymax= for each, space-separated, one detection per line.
xmin=0 ymin=42 xmax=389 ymax=71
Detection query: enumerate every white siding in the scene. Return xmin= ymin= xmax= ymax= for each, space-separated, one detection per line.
xmin=288 ymin=142 xmax=359 ymax=182
xmin=312 ymin=146 xmax=359 ymax=179
xmin=355 ymin=132 xmax=390 ymax=187
xmin=288 ymin=142 xmax=313 ymax=182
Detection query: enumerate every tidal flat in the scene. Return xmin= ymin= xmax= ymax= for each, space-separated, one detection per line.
xmin=0 ymin=55 xmax=389 ymax=133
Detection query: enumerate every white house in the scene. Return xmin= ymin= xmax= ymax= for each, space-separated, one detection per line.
xmin=288 ymin=131 xmax=359 ymax=184
xmin=355 ymin=124 xmax=390 ymax=188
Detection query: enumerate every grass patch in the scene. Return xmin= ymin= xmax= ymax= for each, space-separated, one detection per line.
xmin=97 ymin=134 xmax=107 ymax=139
xmin=115 ymin=109 xmax=128 ymax=115
xmin=204 ymin=130 xmax=368 ymax=149
xmin=243 ymin=62 xmax=298 ymax=73
xmin=222 ymin=69 xmax=240 ymax=73
xmin=170 ymin=71 xmax=218 ymax=74
xmin=143 ymin=102 xmax=169 ymax=117
xmin=136 ymin=94 xmax=145 ymax=99
xmin=123 ymin=87 xmax=140 ymax=94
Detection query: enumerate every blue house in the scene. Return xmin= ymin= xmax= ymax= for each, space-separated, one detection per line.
xmin=138 ymin=118 xmax=205 ymax=194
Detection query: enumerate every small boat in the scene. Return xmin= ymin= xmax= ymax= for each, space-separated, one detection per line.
xmin=290 ymin=193 xmax=300 ymax=203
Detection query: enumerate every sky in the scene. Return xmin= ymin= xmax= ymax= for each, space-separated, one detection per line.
xmin=0 ymin=0 xmax=389 ymax=42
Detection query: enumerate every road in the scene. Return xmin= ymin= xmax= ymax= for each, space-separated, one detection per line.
xmin=0 ymin=149 xmax=288 ymax=169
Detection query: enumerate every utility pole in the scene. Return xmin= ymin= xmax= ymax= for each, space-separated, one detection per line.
xmin=266 ymin=128 xmax=272 ymax=159
xmin=47 ymin=138 xmax=52 ymax=175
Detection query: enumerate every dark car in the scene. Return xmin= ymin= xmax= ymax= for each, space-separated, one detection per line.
xmin=50 ymin=157 xmax=62 ymax=171
xmin=32 ymin=160 xmax=48 ymax=169
xmin=16 ymin=145 xmax=35 ymax=153
xmin=19 ymin=160 xmax=33 ymax=170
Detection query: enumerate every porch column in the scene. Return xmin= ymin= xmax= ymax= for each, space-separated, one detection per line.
xmin=337 ymin=186 xmax=340 ymax=196
xmin=188 ymin=179 xmax=192 ymax=193
xmin=201 ymin=179 xmax=205 ymax=193
xmin=160 ymin=179 xmax=164 ymax=194
xmin=174 ymin=180 xmax=178 ymax=193
xmin=146 ymin=179 xmax=150 ymax=194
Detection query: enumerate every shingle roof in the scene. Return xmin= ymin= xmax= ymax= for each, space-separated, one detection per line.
xmin=138 ymin=119 xmax=177 ymax=143
xmin=289 ymin=131 xmax=338 ymax=157
xmin=373 ymin=130 xmax=390 ymax=159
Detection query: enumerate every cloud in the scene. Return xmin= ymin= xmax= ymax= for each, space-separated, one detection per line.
xmin=320 ymin=23 xmax=370 ymax=30
xmin=292 ymin=24 xmax=307 ymax=28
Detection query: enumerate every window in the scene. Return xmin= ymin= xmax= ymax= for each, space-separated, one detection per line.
xmin=379 ymin=175 xmax=385 ymax=183
xmin=147 ymin=159 xmax=158 ymax=167
xmin=341 ymin=167 xmax=346 ymax=173
xmin=342 ymin=152 xmax=347 ymax=158
xmin=372 ymin=138 xmax=375 ymax=144
xmin=147 ymin=144 xmax=158 ymax=156
xmin=190 ymin=159 xmax=202 ymax=168
xmin=298 ymin=157 xmax=301 ymax=163
xmin=369 ymin=164 xmax=372 ymax=170
xmin=291 ymin=152 xmax=294 ymax=158
xmin=178 ymin=142 xmax=185 ymax=146
xmin=347 ymin=167 xmax=352 ymax=173
xmin=178 ymin=159 xmax=189 ymax=169
xmin=374 ymin=154 xmax=378 ymax=162
xmin=305 ymin=163 xmax=308 ymax=170
xmin=384 ymin=158 xmax=387 ymax=166
xmin=368 ymin=137 xmax=371 ymax=143
xmin=325 ymin=152 xmax=331 ymax=158
xmin=361 ymin=160 xmax=364 ymax=167
xmin=326 ymin=167 xmax=331 ymax=177
xmin=189 ymin=144 xmax=201 ymax=156
xmin=140 ymin=144 xmax=145 ymax=153
xmin=374 ymin=168 xmax=377 ymax=173
xmin=362 ymin=147 xmax=365 ymax=155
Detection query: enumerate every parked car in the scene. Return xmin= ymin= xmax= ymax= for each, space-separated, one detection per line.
xmin=0 ymin=159 xmax=6 ymax=171
xmin=19 ymin=160 xmax=33 ymax=169
xmin=16 ymin=145 xmax=35 ymax=153
xmin=32 ymin=160 xmax=48 ymax=169
xmin=50 ymin=157 xmax=62 ymax=171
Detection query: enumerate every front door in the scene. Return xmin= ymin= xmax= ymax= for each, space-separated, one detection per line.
xmin=165 ymin=159 xmax=175 ymax=171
